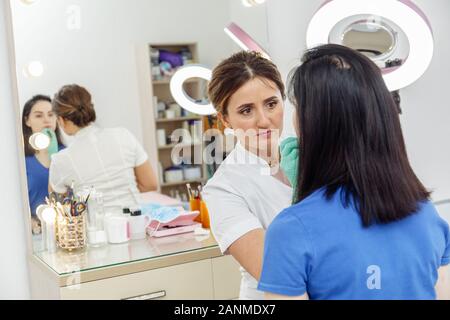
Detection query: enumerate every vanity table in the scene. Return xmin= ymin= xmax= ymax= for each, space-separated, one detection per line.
xmin=28 ymin=232 xmax=241 ymax=300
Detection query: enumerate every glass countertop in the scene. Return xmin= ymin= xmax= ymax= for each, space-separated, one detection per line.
xmin=34 ymin=232 xmax=219 ymax=276
xmin=32 ymin=192 xmax=220 ymax=276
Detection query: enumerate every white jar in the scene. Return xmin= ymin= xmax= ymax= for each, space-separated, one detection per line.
xmin=164 ymin=168 xmax=184 ymax=183
xmin=183 ymin=166 xmax=202 ymax=180
xmin=157 ymin=129 xmax=166 ymax=147
xmin=165 ymin=109 xmax=176 ymax=119
xmin=129 ymin=211 xmax=151 ymax=240
xmin=104 ymin=215 xmax=130 ymax=244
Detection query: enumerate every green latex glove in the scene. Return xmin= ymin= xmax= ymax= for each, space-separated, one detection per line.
xmin=280 ymin=136 xmax=300 ymax=203
xmin=42 ymin=128 xmax=59 ymax=158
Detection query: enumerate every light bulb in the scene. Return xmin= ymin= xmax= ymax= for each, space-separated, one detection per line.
xmin=35 ymin=204 xmax=47 ymax=221
xmin=29 ymin=132 xmax=50 ymax=150
xmin=42 ymin=207 xmax=56 ymax=224
xmin=23 ymin=61 xmax=44 ymax=78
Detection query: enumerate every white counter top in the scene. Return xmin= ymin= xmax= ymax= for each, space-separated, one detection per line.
xmin=34 ymin=231 xmax=219 ymax=276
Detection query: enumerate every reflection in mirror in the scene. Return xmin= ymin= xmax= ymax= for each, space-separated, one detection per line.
xmin=9 ymin=0 xmax=269 ymax=254
xmin=329 ymin=14 xmax=410 ymax=70
xmin=342 ymin=21 xmax=395 ymax=57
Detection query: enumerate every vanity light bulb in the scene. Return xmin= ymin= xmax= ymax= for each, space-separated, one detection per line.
xmin=29 ymin=132 xmax=50 ymax=151
xmin=24 ymin=61 xmax=44 ymax=78
xmin=35 ymin=204 xmax=47 ymax=221
xmin=42 ymin=207 xmax=56 ymax=224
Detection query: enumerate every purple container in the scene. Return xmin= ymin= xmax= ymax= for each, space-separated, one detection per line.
xmin=159 ymin=50 xmax=184 ymax=68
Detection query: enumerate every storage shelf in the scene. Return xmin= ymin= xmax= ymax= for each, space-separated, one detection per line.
xmin=158 ymin=143 xmax=202 ymax=150
xmin=150 ymin=42 xmax=209 ymax=197
xmin=156 ymin=116 xmax=202 ymax=123
xmin=153 ymin=78 xmax=200 ymax=85
xmin=161 ymin=178 xmax=207 ymax=188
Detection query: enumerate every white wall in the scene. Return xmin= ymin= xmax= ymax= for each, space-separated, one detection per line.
xmin=229 ymin=0 xmax=269 ymax=53
xmin=267 ymin=0 xmax=450 ymax=202
xmin=0 ymin=2 xmax=31 ymax=299
xmin=10 ymin=0 xmax=235 ymax=142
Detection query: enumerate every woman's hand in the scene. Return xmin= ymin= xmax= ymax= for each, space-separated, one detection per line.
xmin=280 ymin=137 xmax=300 ymax=201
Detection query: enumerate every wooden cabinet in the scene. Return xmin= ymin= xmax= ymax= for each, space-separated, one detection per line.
xmin=60 ymin=259 xmax=214 ymax=300
xmin=31 ymin=254 xmax=241 ymax=300
xmin=212 ymin=255 xmax=242 ymax=300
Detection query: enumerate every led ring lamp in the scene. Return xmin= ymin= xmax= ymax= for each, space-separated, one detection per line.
xmin=169 ymin=65 xmax=215 ymax=116
xmin=170 ymin=23 xmax=270 ymax=116
xmin=306 ymin=0 xmax=434 ymax=91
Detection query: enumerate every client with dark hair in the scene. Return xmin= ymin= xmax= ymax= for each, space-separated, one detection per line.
xmin=22 ymin=94 xmax=65 ymax=234
xmin=258 ymin=44 xmax=450 ymax=300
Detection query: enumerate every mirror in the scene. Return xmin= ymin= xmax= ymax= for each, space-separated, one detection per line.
xmin=343 ymin=22 xmax=395 ymax=56
xmin=9 ymin=0 xmax=269 ymax=253
xmin=328 ymin=14 xmax=410 ymax=70
xmin=11 ymin=0 xmax=433 ymax=257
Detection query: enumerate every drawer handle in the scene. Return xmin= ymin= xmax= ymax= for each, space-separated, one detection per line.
xmin=124 ymin=290 xmax=167 ymax=300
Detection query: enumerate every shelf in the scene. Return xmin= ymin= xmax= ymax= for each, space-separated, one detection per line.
xmin=149 ymin=43 xmax=209 ymax=195
xmin=153 ymin=78 xmax=201 ymax=85
xmin=161 ymin=178 xmax=207 ymax=188
xmin=156 ymin=116 xmax=202 ymax=123
xmin=158 ymin=143 xmax=202 ymax=150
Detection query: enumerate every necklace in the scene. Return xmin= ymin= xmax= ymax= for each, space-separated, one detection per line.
xmin=268 ymin=158 xmax=279 ymax=168
xmin=267 ymin=149 xmax=281 ymax=168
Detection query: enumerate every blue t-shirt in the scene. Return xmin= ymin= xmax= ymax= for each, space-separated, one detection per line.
xmin=26 ymin=147 xmax=64 ymax=217
xmin=258 ymin=187 xmax=450 ymax=300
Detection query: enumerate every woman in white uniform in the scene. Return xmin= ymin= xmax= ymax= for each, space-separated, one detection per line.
xmin=49 ymin=84 xmax=158 ymax=211
xmin=203 ymin=51 xmax=293 ymax=300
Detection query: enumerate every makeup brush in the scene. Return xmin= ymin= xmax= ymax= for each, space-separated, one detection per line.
xmin=186 ymin=183 xmax=193 ymax=199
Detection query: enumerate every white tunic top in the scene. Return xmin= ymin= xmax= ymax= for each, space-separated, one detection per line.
xmin=49 ymin=124 xmax=148 ymax=211
xmin=203 ymin=142 xmax=292 ymax=300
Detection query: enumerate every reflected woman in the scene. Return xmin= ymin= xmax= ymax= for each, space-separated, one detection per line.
xmin=22 ymin=95 xmax=65 ymax=234
xmin=203 ymin=51 xmax=293 ymax=300
xmin=49 ymin=84 xmax=158 ymax=211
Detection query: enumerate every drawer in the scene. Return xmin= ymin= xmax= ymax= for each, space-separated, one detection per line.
xmin=60 ymin=259 xmax=213 ymax=300
xmin=211 ymin=255 xmax=241 ymax=299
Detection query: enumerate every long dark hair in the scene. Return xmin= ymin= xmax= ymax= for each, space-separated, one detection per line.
xmin=288 ymin=44 xmax=430 ymax=227
xmin=22 ymin=95 xmax=64 ymax=157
